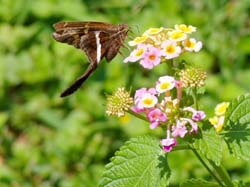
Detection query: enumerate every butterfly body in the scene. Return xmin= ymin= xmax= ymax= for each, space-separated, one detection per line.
xmin=52 ymin=21 xmax=129 ymax=97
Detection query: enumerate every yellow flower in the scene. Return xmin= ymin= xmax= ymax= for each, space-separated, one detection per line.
xmin=209 ymin=116 xmax=225 ymax=132
xmin=143 ymin=27 xmax=164 ymax=36
xmin=135 ymin=48 xmax=145 ymax=57
xmin=215 ymin=102 xmax=230 ymax=116
xmin=209 ymin=101 xmax=230 ymax=133
xmin=209 ymin=116 xmax=218 ymax=126
xmin=142 ymin=27 xmax=168 ymax=46
xmin=168 ymin=30 xmax=187 ymax=41
xmin=128 ymin=35 xmax=147 ymax=46
xmin=174 ymin=24 xmax=196 ymax=34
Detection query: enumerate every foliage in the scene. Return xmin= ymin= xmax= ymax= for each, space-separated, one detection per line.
xmin=0 ymin=0 xmax=250 ymax=186
xmin=192 ymin=128 xmax=223 ymax=166
xmin=99 ymin=136 xmax=170 ymax=187
xmin=100 ymin=94 xmax=250 ymax=186
xmin=223 ymin=94 xmax=250 ymax=160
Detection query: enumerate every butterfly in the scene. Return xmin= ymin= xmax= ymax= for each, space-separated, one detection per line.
xmin=52 ymin=21 xmax=129 ymax=97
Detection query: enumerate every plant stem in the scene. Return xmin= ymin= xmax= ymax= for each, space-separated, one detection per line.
xmin=191 ymin=148 xmax=225 ymax=187
xmin=172 ymin=144 xmax=190 ymax=151
xmin=191 ymin=88 xmax=199 ymax=110
xmin=127 ymin=109 xmax=148 ymax=122
xmin=208 ymin=160 xmax=234 ymax=187
xmin=166 ymin=59 xmax=175 ymax=76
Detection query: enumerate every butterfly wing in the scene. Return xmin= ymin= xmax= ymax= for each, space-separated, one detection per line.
xmin=60 ymin=31 xmax=114 ymax=97
xmin=52 ymin=21 xmax=114 ymax=48
xmin=60 ymin=59 xmax=98 ymax=97
xmin=104 ymin=26 xmax=128 ymax=62
xmin=52 ymin=21 xmax=129 ymax=97
xmin=53 ymin=21 xmax=114 ymax=33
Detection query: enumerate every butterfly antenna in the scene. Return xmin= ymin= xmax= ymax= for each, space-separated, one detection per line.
xmin=124 ymin=43 xmax=132 ymax=52
xmin=118 ymin=51 xmax=126 ymax=59
xmin=129 ymin=24 xmax=141 ymax=36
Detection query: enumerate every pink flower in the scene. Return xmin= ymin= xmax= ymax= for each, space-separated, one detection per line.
xmin=134 ymin=88 xmax=157 ymax=101
xmin=133 ymin=88 xmax=158 ymax=111
xmin=183 ymin=107 xmax=206 ymax=121
xmin=139 ymin=46 xmax=162 ymax=69
xmin=147 ymin=108 xmax=167 ymax=129
xmin=192 ymin=111 xmax=206 ymax=121
xmin=134 ymin=88 xmax=157 ymax=109
xmin=131 ymin=106 xmax=145 ymax=113
xmin=161 ymin=130 xmax=177 ymax=152
xmin=181 ymin=118 xmax=198 ymax=133
xmin=172 ymin=120 xmax=188 ymax=138
xmin=175 ymin=80 xmax=182 ymax=88
xmin=161 ymin=138 xmax=177 ymax=152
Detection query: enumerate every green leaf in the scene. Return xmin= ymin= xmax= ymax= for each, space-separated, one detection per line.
xmin=233 ymin=180 xmax=250 ymax=187
xmin=223 ymin=94 xmax=250 ymax=160
xmin=0 ymin=112 xmax=8 ymax=129
xmin=192 ymin=129 xmax=223 ymax=165
xmin=98 ymin=135 xmax=170 ymax=187
xmin=180 ymin=178 xmax=220 ymax=187
xmin=37 ymin=109 xmax=64 ymax=129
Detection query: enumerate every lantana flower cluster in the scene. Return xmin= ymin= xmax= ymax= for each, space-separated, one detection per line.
xmin=106 ymin=24 xmax=211 ymax=153
xmin=209 ymin=102 xmax=230 ymax=132
xmin=132 ymin=75 xmax=206 ymax=152
xmin=124 ymin=24 xmax=202 ymax=69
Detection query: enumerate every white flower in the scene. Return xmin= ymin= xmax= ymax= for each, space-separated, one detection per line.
xmin=168 ymin=30 xmax=187 ymax=41
xmin=182 ymin=38 xmax=202 ymax=52
xmin=161 ymin=40 xmax=181 ymax=59
xmin=156 ymin=76 xmax=175 ymax=93
xmin=124 ymin=44 xmax=148 ymax=63
xmin=137 ymin=93 xmax=158 ymax=109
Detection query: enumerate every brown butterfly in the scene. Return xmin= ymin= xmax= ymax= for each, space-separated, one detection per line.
xmin=52 ymin=21 xmax=129 ymax=97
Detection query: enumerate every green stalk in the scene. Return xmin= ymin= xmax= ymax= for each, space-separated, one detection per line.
xmin=191 ymin=87 xmax=199 ymax=110
xmin=127 ymin=109 xmax=148 ymax=122
xmin=208 ymin=160 xmax=234 ymax=187
xmin=172 ymin=144 xmax=190 ymax=151
xmin=191 ymin=149 xmax=225 ymax=187
xmin=166 ymin=59 xmax=175 ymax=76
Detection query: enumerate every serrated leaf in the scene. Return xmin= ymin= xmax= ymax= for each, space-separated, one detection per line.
xmin=223 ymin=94 xmax=250 ymax=160
xmin=98 ymin=135 xmax=170 ymax=187
xmin=181 ymin=179 xmax=220 ymax=187
xmin=192 ymin=129 xmax=223 ymax=165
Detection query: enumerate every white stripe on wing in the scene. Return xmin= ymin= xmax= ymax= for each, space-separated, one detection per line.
xmin=95 ymin=31 xmax=101 ymax=63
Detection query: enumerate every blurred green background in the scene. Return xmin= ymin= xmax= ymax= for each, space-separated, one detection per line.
xmin=0 ymin=0 xmax=250 ymax=186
